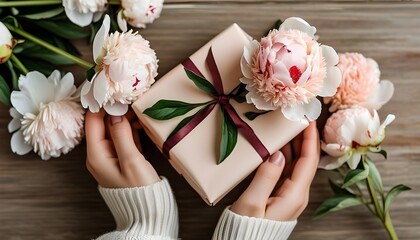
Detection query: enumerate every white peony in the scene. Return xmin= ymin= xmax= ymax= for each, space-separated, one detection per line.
xmin=117 ymin=0 xmax=164 ymax=31
xmin=0 ymin=21 xmax=14 ymax=64
xmin=63 ymin=0 xmax=108 ymax=27
xmin=319 ymin=107 xmax=395 ymax=170
xmin=8 ymin=70 xmax=85 ymax=160
xmin=81 ymin=15 xmax=158 ymax=116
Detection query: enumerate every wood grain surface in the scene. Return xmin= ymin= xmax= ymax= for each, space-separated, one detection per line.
xmin=1 ymin=1 xmax=420 ymax=240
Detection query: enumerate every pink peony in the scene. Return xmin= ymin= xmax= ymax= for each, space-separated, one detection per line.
xmin=319 ymin=106 xmax=394 ymax=170
xmin=241 ymin=17 xmax=341 ymax=121
xmin=324 ymin=52 xmax=394 ymax=112
xmin=81 ymin=15 xmax=158 ymax=116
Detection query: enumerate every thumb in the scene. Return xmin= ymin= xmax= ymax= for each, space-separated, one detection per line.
xmin=108 ymin=115 xmax=141 ymax=160
xmin=231 ymin=151 xmax=285 ymax=217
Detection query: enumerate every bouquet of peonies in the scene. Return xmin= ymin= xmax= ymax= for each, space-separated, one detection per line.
xmin=315 ymin=52 xmax=410 ymax=239
xmin=1 ymin=0 xmax=163 ymax=160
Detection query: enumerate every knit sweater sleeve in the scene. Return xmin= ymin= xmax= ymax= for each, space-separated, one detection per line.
xmin=95 ymin=178 xmax=179 ymax=240
xmin=212 ymin=207 xmax=297 ymax=240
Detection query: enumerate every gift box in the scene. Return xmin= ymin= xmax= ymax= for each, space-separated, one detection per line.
xmin=132 ymin=24 xmax=309 ymax=205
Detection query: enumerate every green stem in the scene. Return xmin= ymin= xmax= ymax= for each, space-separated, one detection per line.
xmin=108 ymin=0 xmax=121 ymax=5
xmin=5 ymin=23 xmax=94 ymax=69
xmin=0 ymin=0 xmax=61 ymax=7
xmin=384 ymin=212 xmax=399 ymax=240
xmin=10 ymin=54 xmax=28 ymax=74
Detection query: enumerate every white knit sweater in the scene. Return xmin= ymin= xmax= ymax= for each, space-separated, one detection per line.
xmin=95 ymin=178 xmax=297 ymax=240
xmin=96 ymin=178 xmax=179 ymax=240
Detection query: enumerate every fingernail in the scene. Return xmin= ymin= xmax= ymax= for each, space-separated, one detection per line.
xmin=111 ymin=116 xmax=122 ymax=125
xmin=269 ymin=151 xmax=284 ymax=166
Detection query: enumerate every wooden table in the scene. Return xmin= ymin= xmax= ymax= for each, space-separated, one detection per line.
xmin=1 ymin=1 xmax=419 ymax=239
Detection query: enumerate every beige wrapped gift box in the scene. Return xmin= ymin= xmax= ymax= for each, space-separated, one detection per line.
xmin=132 ymin=24 xmax=309 ymax=205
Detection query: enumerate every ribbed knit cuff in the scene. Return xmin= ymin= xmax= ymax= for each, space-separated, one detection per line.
xmin=97 ymin=178 xmax=178 ymax=240
xmin=212 ymin=207 xmax=297 ymax=240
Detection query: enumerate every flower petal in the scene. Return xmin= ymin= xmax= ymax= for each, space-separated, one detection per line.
xmin=363 ymin=80 xmax=394 ymax=110
xmin=117 ymin=10 xmax=128 ymax=32
xmin=19 ymin=71 xmax=55 ymax=106
xmin=304 ymin=98 xmax=322 ymax=121
xmin=348 ymin=151 xmax=362 ymax=169
xmin=64 ymin=8 xmax=93 ymax=27
xmin=93 ymin=15 xmax=110 ymax=64
xmin=10 ymin=91 xmax=37 ymax=115
xmin=240 ymin=56 xmax=253 ymax=79
xmin=55 ymin=72 xmax=75 ymax=101
xmin=243 ymin=40 xmax=259 ymax=64
xmin=321 ymin=45 xmax=339 ymax=67
xmin=81 ymin=80 xmax=100 ymax=112
xmin=280 ymin=17 xmax=316 ymax=38
xmin=282 ymin=103 xmax=306 ymax=121
xmin=8 ymin=108 xmax=22 ymax=133
xmin=11 ymin=130 xmax=32 ymax=155
xmin=318 ymin=66 xmax=342 ymax=97
xmin=109 ymin=61 xmax=129 ymax=82
xmin=245 ymin=85 xmax=276 ymax=111
xmin=103 ymin=102 xmax=129 ymax=116
xmin=318 ymin=154 xmax=349 ymax=170
xmin=93 ymin=71 xmax=108 ymax=106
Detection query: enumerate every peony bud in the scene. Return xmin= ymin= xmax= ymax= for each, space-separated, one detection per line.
xmin=0 ymin=22 xmax=14 ymax=64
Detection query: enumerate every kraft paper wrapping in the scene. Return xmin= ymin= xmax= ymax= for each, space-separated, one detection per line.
xmin=132 ymin=24 xmax=309 ymax=205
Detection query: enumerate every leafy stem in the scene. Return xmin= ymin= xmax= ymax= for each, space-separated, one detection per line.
xmin=0 ymin=0 xmax=61 ymax=7
xmin=10 ymin=54 xmax=28 ymax=74
xmin=4 ymin=23 xmax=94 ymax=69
xmin=365 ymin=156 xmax=384 ymax=220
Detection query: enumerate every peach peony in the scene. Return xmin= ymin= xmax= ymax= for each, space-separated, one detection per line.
xmin=81 ymin=15 xmax=158 ymax=116
xmin=241 ymin=17 xmax=341 ymax=121
xmin=9 ymin=70 xmax=85 ymax=160
xmin=319 ymin=106 xmax=394 ymax=170
xmin=324 ymin=52 xmax=394 ymax=112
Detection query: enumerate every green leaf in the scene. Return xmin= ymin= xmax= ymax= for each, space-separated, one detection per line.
xmin=329 ymin=179 xmax=355 ymax=196
xmin=0 ymin=75 xmax=11 ymax=106
xmin=184 ymin=69 xmax=218 ymax=96
xmin=245 ymin=111 xmax=270 ymax=120
xmin=22 ymin=7 xmax=64 ymax=19
xmin=342 ymin=162 xmax=369 ymax=188
xmin=32 ymin=20 xmax=89 ymax=39
xmin=366 ymin=157 xmax=383 ymax=193
xmin=22 ymin=50 xmax=75 ymax=65
xmin=86 ymin=66 xmax=96 ymax=82
xmin=144 ymin=100 xmax=207 ymax=120
xmin=384 ymin=184 xmax=411 ymax=213
xmin=314 ymin=196 xmax=362 ymax=219
xmin=219 ymin=109 xmax=238 ymax=164
xmin=6 ymin=61 xmax=18 ymax=90
xmin=231 ymin=83 xmax=247 ymax=103
xmin=167 ymin=114 xmax=195 ymax=139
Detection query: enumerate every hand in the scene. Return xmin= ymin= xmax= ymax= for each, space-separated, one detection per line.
xmin=85 ymin=109 xmax=160 ymax=188
xmin=230 ymin=121 xmax=320 ymax=221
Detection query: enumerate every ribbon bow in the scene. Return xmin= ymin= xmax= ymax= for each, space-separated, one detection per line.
xmin=161 ymin=47 xmax=270 ymax=163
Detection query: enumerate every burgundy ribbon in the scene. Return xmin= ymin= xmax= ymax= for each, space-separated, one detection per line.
xmin=162 ymin=47 xmax=270 ymax=161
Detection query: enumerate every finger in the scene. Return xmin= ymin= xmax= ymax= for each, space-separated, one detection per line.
xmin=85 ymin=110 xmax=106 ymax=149
xmin=131 ymin=122 xmax=143 ymax=153
xmin=107 ymin=115 xmax=160 ymax=185
xmin=292 ymin=131 xmax=303 ymax=159
xmin=231 ymin=151 xmax=285 ymax=217
xmin=290 ymin=121 xmax=320 ymax=188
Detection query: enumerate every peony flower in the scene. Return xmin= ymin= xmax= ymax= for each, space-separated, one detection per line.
xmin=63 ymin=0 xmax=108 ymax=27
xmin=8 ymin=70 xmax=85 ymax=160
xmin=324 ymin=52 xmax=394 ymax=112
xmin=117 ymin=0 xmax=164 ymax=31
xmin=241 ymin=17 xmax=341 ymax=121
xmin=81 ymin=15 xmax=158 ymax=116
xmin=318 ymin=107 xmax=395 ymax=170
xmin=0 ymin=21 xmax=14 ymax=64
